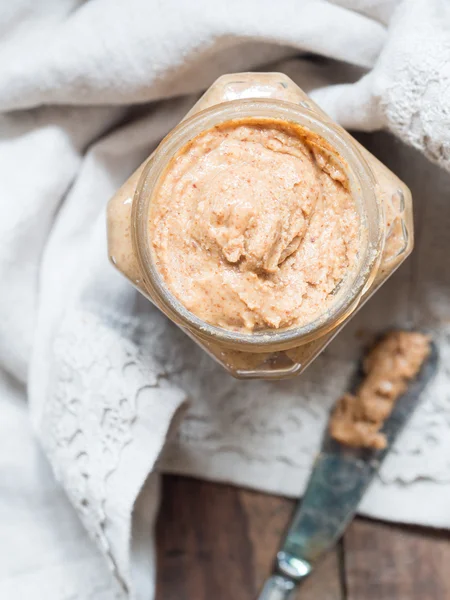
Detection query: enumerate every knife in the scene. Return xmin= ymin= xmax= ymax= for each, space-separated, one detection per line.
xmin=257 ymin=338 xmax=438 ymax=600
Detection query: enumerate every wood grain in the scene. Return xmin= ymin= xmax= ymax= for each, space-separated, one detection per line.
xmin=155 ymin=475 xmax=343 ymax=600
xmin=156 ymin=475 xmax=450 ymax=600
xmin=344 ymin=518 xmax=450 ymax=600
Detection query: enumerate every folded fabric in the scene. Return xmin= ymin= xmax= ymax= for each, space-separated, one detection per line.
xmin=0 ymin=1 xmax=449 ymax=599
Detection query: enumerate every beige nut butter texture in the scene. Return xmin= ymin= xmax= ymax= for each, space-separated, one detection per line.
xmin=330 ymin=331 xmax=431 ymax=450
xmin=149 ymin=118 xmax=360 ymax=333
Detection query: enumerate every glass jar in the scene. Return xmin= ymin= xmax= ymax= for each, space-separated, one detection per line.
xmin=107 ymin=73 xmax=413 ymax=379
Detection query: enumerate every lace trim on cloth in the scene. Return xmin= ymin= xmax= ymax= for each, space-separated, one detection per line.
xmin=39 ymin=308 xmax=186 ymax=593
xmin=158 ymin=330 xmax=450 ymax=494
xmin=379 ymin=0 xmax=450 ymax=171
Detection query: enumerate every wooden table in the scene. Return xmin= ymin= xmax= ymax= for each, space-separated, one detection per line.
xmin=156 ymin=475 xmax=450 ymax=600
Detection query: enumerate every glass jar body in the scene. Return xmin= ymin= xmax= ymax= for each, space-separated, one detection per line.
xmin=107 ymin=73 xmax=413 ymax=379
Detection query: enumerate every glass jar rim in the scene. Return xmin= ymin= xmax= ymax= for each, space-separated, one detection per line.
xmin=132 ymin=98 xmax=383 ymax=350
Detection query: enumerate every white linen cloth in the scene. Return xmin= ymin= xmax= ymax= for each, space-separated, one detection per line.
xmin=1 ymin=0 xmax=450 ymax=598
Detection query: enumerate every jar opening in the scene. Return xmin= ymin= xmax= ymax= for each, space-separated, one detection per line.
xmin=133 ymin=99 xmax=382 ymax=350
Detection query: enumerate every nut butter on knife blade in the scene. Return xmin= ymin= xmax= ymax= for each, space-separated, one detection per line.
xmin=257 ymin=331 xmax=437 ymax=600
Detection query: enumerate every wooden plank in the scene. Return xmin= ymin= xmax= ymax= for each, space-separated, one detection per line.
xmin=156 ymin=475 xmax=343 ymax=600
xmin=344 ymin=518 xmax=450 ymax=600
